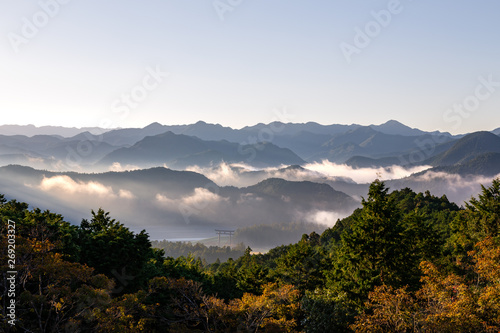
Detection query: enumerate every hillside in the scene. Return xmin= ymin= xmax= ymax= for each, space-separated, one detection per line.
xmin=243 ymin=177 xmax=356 ymax=211
xmin=0 ymin=164 xmax=356 ymax=243
xmin=428 ymin=131 xmax=500 ymax=166
xmin=99 ymin=131 xmax=305 ymax=168
xmin=429 ymin=152 xmax=500 ymax=176
xmin=3 ymin=178 xmax=500 ymax=331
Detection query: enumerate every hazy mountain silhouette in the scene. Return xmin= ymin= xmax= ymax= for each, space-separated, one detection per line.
xmin=0 ymin=164 xmax=357 ymax=244
xmin=429 ymin=153 xmax=500 ymax=176
xmin=243 ymin=178 xmax=356 ymax=211
xmin=369 ymin=120 xmax=452 ymax=137
xmin=427 ymin=131 xmax=500 ymax=166
xmin=0 ymin=134 xmax=119 ymax=168
xmin=0 ymin=121 xmax=498 ymax=172
xmin=309 ymin=127 xmax=455 ymax=163
xmin=99 ymin=131 xmax=305 ymax=168
xmin=0 ymin=124 xmax=105 ymax=137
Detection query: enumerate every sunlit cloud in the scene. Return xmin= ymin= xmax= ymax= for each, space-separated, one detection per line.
xmin=38 ymin=175 xmax=135 ymax=200
xmin=40 ymin=176 xmax=114 ymax=197
xmin=109 ymin=162 xmax=141 ymax=172
xmin=156 ymin=188 xmax=227 ymax=210
xmin=303 ymin=160 xmax=431 ymax=183
xmin=118 ymin=189 xmax=135 ymax=199
xmin=187 ymin=162 xmax=241 ymax=186
xmin=302 ymin=210 xmax=350 ymax=228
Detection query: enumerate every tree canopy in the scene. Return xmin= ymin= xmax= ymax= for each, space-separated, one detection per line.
xmin=1 ymin=178 xmax=500 ymax=332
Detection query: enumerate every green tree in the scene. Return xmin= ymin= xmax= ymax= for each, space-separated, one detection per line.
xmin=450 ymin=178 xmax=500 ymax=256
xmin=274 ymin=233 xmax=327 ymax=292
xmin=329 ymin=180 xmax=417 ymax=302
xmin=77 ymin=208 xmax=156 ymax=294
xmin=301 ymin=289 xmax=356 ymax=333
xmin=235 ymin=247 xmax=269 ymax=295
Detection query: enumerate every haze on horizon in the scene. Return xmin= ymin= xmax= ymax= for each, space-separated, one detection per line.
xmin=1 ymin=1 xmax=499 ymax=135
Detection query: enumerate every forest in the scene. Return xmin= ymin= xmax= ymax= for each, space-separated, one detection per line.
xmin=1 ymin=178 xmax=500 ymax=332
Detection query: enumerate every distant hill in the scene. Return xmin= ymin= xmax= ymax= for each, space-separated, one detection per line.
xmin=100 ymin=121 xmax=242 ymax=146
xmin=345 ymin=139 xmax=457 ymax=168
xmin=0 ymin=124 xmax=105 ymax=137
xmin=243 ymin=178 xmax=356 ymax=211
xmin=240 ymin=121 xmax=360 ymax=137
xmin=95 ymin=120 xmax=459 ymax=162
xmin=428 ymin=153 xmax=500 ymax=177
xmin=271 ymin=131 xmax=333 ymax=160
xmin=370 ymin=120 xmax=454 ymax=137
xmin=99 ymin=131 xmax=305 ymax=168
xmin=428 ymin=131 xmax=500 ymax=166
xmin=310 ymin=127 xmax=455 ymax=163
xmin=370 ymin=120 xmax=427 ymax=136
xmin=0 ymin=164 xmax=216 ymax=196
xmin=0 ymin=165 xmax=357 ymax=240
xmin=0 ymin=121 xmax=495 ymax=170
xmin=0 ymin=134 xmax=120 ymax=169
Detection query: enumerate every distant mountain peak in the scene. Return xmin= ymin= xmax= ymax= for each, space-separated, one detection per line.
xmin=277 ymin=164 xmax=306 ymax=173
xmin=370 ymin=120 xmax=424 ymax=136
xmin=384 ymin=119 xmax=405 ymax=125
xmin=144 ymin=122 xmax=164 ymax=129
xmin=429 ymin=131 xmax=500 ymax=167
xmin=376 ymin=119 xmax=411 ymax=129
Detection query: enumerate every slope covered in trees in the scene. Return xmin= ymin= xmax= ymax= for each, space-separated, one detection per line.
xmin=1 ymin=178 xmax=500 ymax=332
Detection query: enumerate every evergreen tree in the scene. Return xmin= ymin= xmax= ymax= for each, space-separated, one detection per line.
xmin=329 ymin=180 xmax=417 ymax=302
xmin=77 ymin=208 xmax=155 ymax=293
xmin=451 ymin=178 xmax=500 ymax=256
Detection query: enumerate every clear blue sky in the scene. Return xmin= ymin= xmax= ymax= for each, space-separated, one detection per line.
xmin=1 ymin=0 xmax=499 ymax=134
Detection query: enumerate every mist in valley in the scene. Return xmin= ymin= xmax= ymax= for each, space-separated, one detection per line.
xmin=1 ymin=154 xmax=499 ymax=250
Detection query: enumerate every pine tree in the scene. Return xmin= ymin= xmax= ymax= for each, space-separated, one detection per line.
xmin=329 ymin=180 xmax=416 ymax=302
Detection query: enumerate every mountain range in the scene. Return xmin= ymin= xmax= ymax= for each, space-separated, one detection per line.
xmin=1 ymin=119 xmax=500 ymax=247
xmin=0 ymin=120 xmax=498 ymax=175
xmin=0 ymin=164 xmax=358 ymax=245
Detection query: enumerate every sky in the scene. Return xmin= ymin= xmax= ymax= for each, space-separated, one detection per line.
xmin=0 ymin=0 xmax=499 ymax=134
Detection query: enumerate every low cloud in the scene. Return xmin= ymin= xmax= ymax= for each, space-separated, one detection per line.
xmin=40 ymin=176 xmax=114 ymax=197
xmin=302 ymin=210 xmax=350 ymax=228
xmin=118 ymin=189 xmax=136 ymax=199
xmin=156 ymin=187 xmax=229 ymax=223
xmin=388 ymin=171 xmax=500 ymax=205
xmin=38 ymin=175 xmax=135 ymax=199
xmin=157 ymin=188 xmax=225 ymax=207
xmin=182 ymin=188 xmax=226 ymax=207
xmin=413 ymin=171 xmax=497 ymax=188
xmin=304 ymin=160 xmax=431 ymax=184
xmin=109 ymin=162 xmax=141 ymax=172
xmin=187 ymin=163 xmax=242 ymax=186
xmin=187 ymin=162 xmax=326 ymax=187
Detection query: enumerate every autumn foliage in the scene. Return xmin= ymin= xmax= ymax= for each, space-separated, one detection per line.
xmin=1 ymin=179 xmax=500 ymax=332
